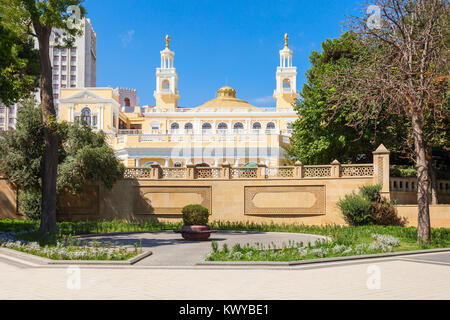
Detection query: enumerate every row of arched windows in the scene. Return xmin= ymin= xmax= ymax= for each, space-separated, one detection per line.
xmin=169 ymin=122 xmax=276 ymax=130
xmin=142 ymin=161 xmax=258 ymax=168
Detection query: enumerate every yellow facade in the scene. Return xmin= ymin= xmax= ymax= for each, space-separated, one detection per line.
xmin=58 ymin=34 xmax=300 ymax=167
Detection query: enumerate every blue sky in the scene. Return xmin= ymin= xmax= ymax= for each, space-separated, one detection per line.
xmin=83 ymin=0 xmax=362 ymax=108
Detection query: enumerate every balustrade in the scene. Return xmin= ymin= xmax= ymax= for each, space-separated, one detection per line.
xmin=123 ymin=163 xmax=375 ymax=180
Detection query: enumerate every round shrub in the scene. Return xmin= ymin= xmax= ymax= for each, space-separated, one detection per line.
xmin=18 ymin=189 xmax=41 ymax=221
xmin=337 ymin=192 xmax=372 ymax=226
xmin=182 ymin=204 xmax=209 ymax=225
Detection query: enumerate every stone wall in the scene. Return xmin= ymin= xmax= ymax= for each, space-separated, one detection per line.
xmin=397 ymin=205 xmax=450 ymax=228
xmin=57 ymin=145 xmax=391 ymax=225
xmin=3 ymin=144 xmax=449 ymax=229
xmin=57 ymin=174 xmax=376 ymax=226
xmin=0 ymin=178 xmax=20 ymax=220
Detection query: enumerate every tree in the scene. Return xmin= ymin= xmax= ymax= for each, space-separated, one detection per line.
xmin=287 ymin=32 xmax=409 ymax=165
xmin=324 ymin=0 xmax=449 ymax=243
xmin=0 ymin=102 xmax=125 ymax=219
xmin=0 ymin=0 xmax=86 ymax=232
xmin=0 ymin=19 xmax=40 ymax=105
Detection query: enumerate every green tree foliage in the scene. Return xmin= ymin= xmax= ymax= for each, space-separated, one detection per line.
xmin=0 ymin=102 xmax=125 ymax=218
xmin=0 ymin=0 xmax=87 ymax=233
xmin=0 ymin=20 xmax=40 ymax=105
xmin=287 ymin=32 xmax=408 ymax=165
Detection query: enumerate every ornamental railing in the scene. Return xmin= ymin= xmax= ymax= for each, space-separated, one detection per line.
xmin=390 ymin=177 xmax=450 ymax=194
xmin=123 ymin=161 xmax=376 ymax=180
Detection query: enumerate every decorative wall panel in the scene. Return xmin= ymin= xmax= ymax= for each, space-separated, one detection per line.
xmin=245 ymin=185 xmax=325 ymax=215
xmin=134 ymin=186 xmax=211 ymax=215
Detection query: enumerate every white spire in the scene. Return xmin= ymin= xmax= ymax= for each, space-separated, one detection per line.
xmin=274 ymin=33 xmax=298 ymax=111
xmin=275 ymin=33 xmax=297 ymax=95
xmin=154 ymin=35 xmax=179 ymax=109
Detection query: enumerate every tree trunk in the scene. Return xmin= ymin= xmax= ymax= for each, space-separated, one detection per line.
xmin=412 ymin=113 xmax=431 ymax=244
xmin=35 ymin=25 xmax=58 ymax=234
xmin=428 ymin=158 xmax=438 ymax=205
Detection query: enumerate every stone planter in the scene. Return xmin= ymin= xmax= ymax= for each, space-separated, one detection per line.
xmin=174 ymin=225 xmax=218 ymax=241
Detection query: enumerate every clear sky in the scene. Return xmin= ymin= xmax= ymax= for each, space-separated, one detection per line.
xmin=83 ymin=0 xmax=362 ymax=108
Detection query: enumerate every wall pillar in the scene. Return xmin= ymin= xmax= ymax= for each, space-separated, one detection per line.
xmin=373 ymin=144 xmax=391 ymax=199
xmin=257 ymin=163 xmax=267 ymax=179
xmin=221 ymin=162 xmax=231 ymax=180
xmin=151 ymin=164 xmax=162 ymax=179
xmin=186 ymin=163 xmax=195 ymax=179
xmin=294 ymin=161 xmax=303 ymax=179
xmin=331 ymin=160 xmax=341 ymax=178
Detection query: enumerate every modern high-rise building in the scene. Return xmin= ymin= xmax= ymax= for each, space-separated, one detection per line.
xmin=0 ymin=18 xmax=97 ymax=131
xmin=50 ymin=18 xmax=97 ymax=105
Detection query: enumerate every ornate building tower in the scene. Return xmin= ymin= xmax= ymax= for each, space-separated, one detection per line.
xmin=154 ymin=35 xmax=179 ymax=110
xmin=274 ymin=33 xmax=298 ymax=111
xmin=117 ymin=87 xmax=138 ymax=113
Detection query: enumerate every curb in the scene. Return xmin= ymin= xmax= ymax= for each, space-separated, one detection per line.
xmin=0 ymin=247 xmax=152 ymax=266
xmin=197 ymin=247 xmax=450 ymax=267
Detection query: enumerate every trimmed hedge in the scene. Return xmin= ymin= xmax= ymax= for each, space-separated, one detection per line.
xmin=181 ymin=204 xmax=209 ymax=225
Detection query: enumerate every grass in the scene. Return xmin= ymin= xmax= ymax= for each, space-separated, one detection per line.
xmin=1 ymin=219 xmax=449 ymax=262
xmin=205 ymin=223 xmax=450 ymax=262
xmin=0 ymin=219 xmax=152 ymax=260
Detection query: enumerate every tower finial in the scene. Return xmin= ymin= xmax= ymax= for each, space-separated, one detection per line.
xmin=165 ymin=34 xmax=170 ymax=49
xmin=284 ymin=33 xmax=289 ymax=48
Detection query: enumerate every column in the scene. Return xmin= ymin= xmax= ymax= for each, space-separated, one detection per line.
xmin=373 ymin=144 xmax=391 ymax=199
xmin=331 ymin=160 xmax=341 ymax=178
xmin=294 ymin=161 xmax=303 ymax=179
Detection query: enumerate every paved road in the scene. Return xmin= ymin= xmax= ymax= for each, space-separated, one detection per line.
xmin=78 ymin=230 xmax=328 ymax=266
xmin=0 ymin=251 xmax=449 ymax=299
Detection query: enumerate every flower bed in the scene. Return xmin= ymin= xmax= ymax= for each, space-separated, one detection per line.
xmin=206 ymin=234 xmax=404 ymax=262
xmin=0 ymin=231 xmax=139 ymax=261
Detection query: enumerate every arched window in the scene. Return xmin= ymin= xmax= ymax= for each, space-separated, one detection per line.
xmin=81 ymin=107 xmax=91 ymax=126
xmin=243 ymin=162 xmax=258 ymax=168
xmin=124 ymin=98 xmax=131 ymax=107
xmin=266 ymin=122 xmax=276 ymax=130
xmin=195 ymin=162 xmax=210 ymax=168
xmin=184 ymin=122 xmax=193 ymax=130
xmin=283 ymin=79 xmax=291 ymax=91
xmin=233 ymin=122 xmax=244 ymax=130
xmin=202 ymin=123 xmax=212 ymax=130
xmin=218 ymin=122 xmax=228 ymax=130
xmin=174 ymin=161 xmax=182 ymax=168
xmin=143 ymin=161 xmax=161 ymax=168
xmin=171 ymin=122 xmax=180 ymax=130
xmin=162 ymin=80 xmax=170 ymax=92
xmin=252 ymin=122 xmax=261 ymax=130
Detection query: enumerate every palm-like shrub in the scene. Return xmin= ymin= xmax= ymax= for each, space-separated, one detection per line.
xmin=182 ymin=205 xmax=209 ymax=225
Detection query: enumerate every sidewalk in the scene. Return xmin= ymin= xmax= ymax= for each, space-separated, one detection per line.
xmin=1 ymin=252 xmax=449 ymax=299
